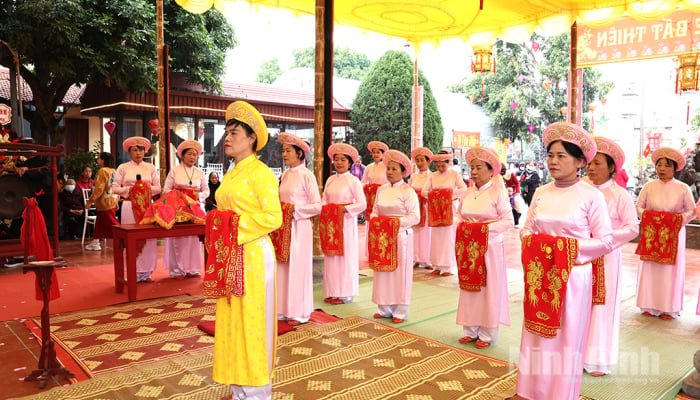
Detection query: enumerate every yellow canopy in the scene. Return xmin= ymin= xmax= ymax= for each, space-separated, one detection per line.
xmin=175 ymin=0 xmax=700 ymax=46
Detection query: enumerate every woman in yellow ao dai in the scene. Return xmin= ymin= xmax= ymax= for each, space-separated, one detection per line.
xmin=212 ymin=101 xmax=282 ymax=400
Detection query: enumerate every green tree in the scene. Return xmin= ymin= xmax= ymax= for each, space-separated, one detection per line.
xmin=291 ymin=46 xmax=372 ymax=80
xmin=256 ymin=58 xmax=283 ymax=84
xmin=448 ymin=33 xmax=613 ymax=160
xmin=349 ymin=50 xmax=443 ymax=162
xmin=0 ymin=0 xmax=236 ymax=145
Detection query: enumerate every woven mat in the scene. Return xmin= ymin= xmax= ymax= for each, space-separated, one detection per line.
xmin=274 ymin=316 xmax=517 ymax=400
xmin=24 ymin=294 xmax=217 ymax=379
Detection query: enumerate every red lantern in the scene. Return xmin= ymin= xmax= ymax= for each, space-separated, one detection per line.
xmin=104 ymin=120 xmax=116 ymax=136
xmin=532 ymin=42 xmax=540 ymax=52
xmin=511 ymin=101 xmax=518 ymax=117
xmin=543 ymin=80 xmax=552 ymax=90
xmin=528 ymin=125 xmax=535 ymax=133
xmin=148 ymin=119 xmax=159 ymax=136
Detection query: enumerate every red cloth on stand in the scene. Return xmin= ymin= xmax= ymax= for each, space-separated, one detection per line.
xmin=21 ymin=198 xmax=59 ymax=301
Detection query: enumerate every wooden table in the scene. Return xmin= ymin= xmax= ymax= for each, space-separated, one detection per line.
xmin=112 ymin=223 xmax=206 ymax=301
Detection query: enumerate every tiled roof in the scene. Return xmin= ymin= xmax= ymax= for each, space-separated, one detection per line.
xmin=0 ymin=67 xmax=84 ymax=105
xmin=220 ymin=81 xmax=350 ymax=111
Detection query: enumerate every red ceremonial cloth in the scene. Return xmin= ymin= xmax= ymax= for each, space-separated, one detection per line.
xmin=202 ymin=210 xmax=245 ymax=299
xmin=363 ymin=184 xmax=381 ymax=216
xmin=591 ymin=256 xmax=605 ymax=305
xmin=455 ymin=222 xmax=489 ymax=292
xmin=140 ymin=190 xmax=205 ymax=230
xmin=427 ymin=188 xmax=453 ymax=227
xmin=129 ymin=180 xmax=152 ymax=223
xmin=414 ymin=188 xmax=427 ymax=227
xmin=367 ymin=216 xmax=400 ymax=272
xmin=270 ymin=202 xmax=295 ymax=264
xmin=180 ymin=187 xmax=198 ymax=202
xmin=521 ymin=234 xmax=579 ymax=338
xmin=21 ymin=198 xmax=59 ymax=301
xmin=319 ymin=204 xmax=346 ymax=256
xmin=635 ymin=210 xmax=683 ymax=265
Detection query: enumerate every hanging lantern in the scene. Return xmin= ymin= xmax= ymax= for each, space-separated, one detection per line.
xmin=543 ymin=80 xmax=552 ymax=90
xmin=472 ymin=45 xmax=495 ymax=74
xmin=601 ymin=98 xmax=607 ymax=105
xmin=517 ymin=76 xmax=526 ymax=84
xmin=511 ymin=101 xmax=518 ymax=117
xmin=528 ymin=125 xmax=535 ymax=133
xmin=676 ymin=53 xmax=699 ymax=92
xmin=532 ymin=42 xmax=540 ymax=52
xmin=469 ymin=95 xmax=476 ymax=103
xmin=104 ymin=120 xmax=116 ymax=136
xmin=148 ymin=119 xmax=160 ymax=136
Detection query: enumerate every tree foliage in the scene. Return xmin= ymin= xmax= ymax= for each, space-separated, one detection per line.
xmin=255 ymin=58 xmax=283 ymax=84
xmin=291 ymin=46 xmax=372 ymax=80
xmin=0 ymin=0 xmax=236 ymax=145
xmin=349 ymin=50 xmax=443 ymax=162
xmin=448 ymin=33 xmax=613 ymax=161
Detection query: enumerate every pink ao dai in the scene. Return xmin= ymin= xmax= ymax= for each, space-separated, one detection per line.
xmin=635 ymin=179 xmax=695 ymax=316
xmin=408 ymin=170 xmax=431 ymax=266
xmin=421 ymin=169 xmax=467 ymax=274
xmin=277 ymin=165 xmax=322 ymax=322
xmin=370 ymin=181 xmax=420 ymax=318
xmin=112 ymin=160 xmax=162 ymax=277
xmin=455 ymin=181 xmax=513 ymax=341
xmin=162 ymin=164 xmax=208 ymax=277
xmin=322 ymin=172 xmax=367 ymax=300
xmin=516 ymin=181 xmax=613 ymax=400
xmin=584 ymin=178 xmax=638 ymax=374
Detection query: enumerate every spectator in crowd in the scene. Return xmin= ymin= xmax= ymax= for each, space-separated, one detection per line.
xmin=537 ymin=163 xmax=548 ymax=184
xmin=59 ymin=178 xmax=84 ymax=240
xmin=508 ymin=186 xmax=528 ymax=227
xmin=502 ymin=164 xmax=521 ymax=194
xmin=520 ymin=161 xmax=540 ymax=205
xmin=76 ymin=166 xmax=94 ymax=192
xmin=85 ymin=152 xmax=119 ymax=251
xmin=350 ymin=156 xmax=365 ymax=181
xmin=205 ymin=172 xmax=220 ymax=212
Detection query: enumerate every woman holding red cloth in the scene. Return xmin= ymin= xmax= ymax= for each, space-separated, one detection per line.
xmin=205 ymin=101 xmax=282 ymax=399
xmin=455 ymin=147 xmax=513 ymax=349
xmin=369 ymin=150 xmax=420 ymax=323
xmin=583 ymin=137 xmax=639 ymax=376
xmin=275 ymin=132 xmax=321 ymax=325
xmin=636 ymin=147 xmax=694 ymax=320
xmin=408 ymin=147 xmax=433 ymax=269
xmin=162 ymin=140 xmax=208 ymax=279
xmin=112 ymin=136 xmax=162 ymax=283
xmin=84 ymin=152 xmax=119 ymax=251
xmin=321 ymin=143 xmax=366 ymax=305
xmin=421 ymin=150 xmax=467 ymax=276
xmin=515 ymin=122 xmax=613 ymax=400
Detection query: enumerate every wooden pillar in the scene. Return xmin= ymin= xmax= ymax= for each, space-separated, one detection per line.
xmin=569 ymin=22 xmax=582 ymax=126
xmin=156 ymin=0 xmax=166 ymax=185
xmin=313 ymin=0 xmax=333 ymax=256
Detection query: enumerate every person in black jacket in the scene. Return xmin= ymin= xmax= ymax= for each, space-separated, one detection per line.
xmin=520 ymin=162 xmax=540 ymax=205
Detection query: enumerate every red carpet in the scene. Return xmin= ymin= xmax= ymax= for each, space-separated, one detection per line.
xmin=0 ymin=264 xmax=204 ymax=321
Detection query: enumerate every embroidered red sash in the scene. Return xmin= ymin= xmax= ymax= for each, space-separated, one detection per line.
xmin=320 ymin=204 xmax=346 ymax=256
xmin=455 ymin=222 xmax=489 ymax=292
xmin=368 ymin=216 xmax=400 ymax=272
xmin=635 ymin=210 xmax=683 ymax=265
xmin=591 ymin=256 xmax=605 ymax=305
xmin=270 ymin=202 xmax=295 ymax=264
xmin=22 ymin=198 xmax=59 ymax=301
xmin=522 ymin=234 xmax=579 ymax=338
xmin=364 ymin=183 xmax=381 ymax=216
xmin=414 ymin=188 xmax=427 ymax=227
xmin=203 ymin=210 xmax=245 ymax=299
xmin=129 ymin=179 xmax=152 ymax=223
xmin=428 ymin=188 xmax=453 ymax=227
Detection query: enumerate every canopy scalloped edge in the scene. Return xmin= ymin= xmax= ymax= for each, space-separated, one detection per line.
xmin=176 ymin=0 xmax=694 ymax=47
